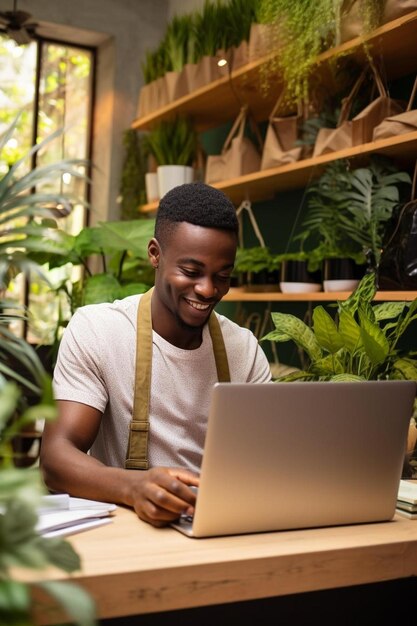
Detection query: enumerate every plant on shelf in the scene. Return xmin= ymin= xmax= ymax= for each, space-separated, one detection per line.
xmin=34 ymin=217 xmax=156 ymax=358
xmin=234 ymin=245 xmax=280 ymax=286
xmin=145 ymin=117 xmax=198 ymax=168
xmin=262 ymin=271 xmax=417 ymax=382
xmin=256 ymin=0 xmax=384 ymax=104
xmin=0 ymin=118 xmax=95 ymax=624
xmin=119 ymin=129 xmax=148 ymax=219
xmin=293 ymin=157 xmax=411 ymax=273
xmin=145 ymin=116 xmax=199 ymax=198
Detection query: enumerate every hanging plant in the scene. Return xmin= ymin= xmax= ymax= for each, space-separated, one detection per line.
xmin=119 ymin=129 xmax=147 ymax=220
xmin=257 ymin=0 xmax=384 ymax=105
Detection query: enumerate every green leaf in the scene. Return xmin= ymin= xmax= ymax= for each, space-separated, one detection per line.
xmin=83 ymin=274 xmax=121 ymax=305
xmin=373 ymin=301 xmax=408 ymax=322
xmin=359 ymin=314 xmax=390 ymax=366
xmin=312 ymin=306 xmax=344 ymax=354
xmin=330 ymin=373 xmax=367 ymax=382
xmin=338 ymin=309 xmax=362 ymax=354
xmin=311 ymin=354 xmax=344 ymax=376
xmin=40 ymin=537 xmax=81 ymax=573
xmin=341 ymin=272 xmax=377 ymax=315
xmin=392 ymin=358 xmax=417 ymax=381
xmin=268 ymin=312 xmax=322 ymax=362
xmin=0 ymin=580 xmax=30 ymax=614
xmin=36 ymin=581 xmax=97 ymax=626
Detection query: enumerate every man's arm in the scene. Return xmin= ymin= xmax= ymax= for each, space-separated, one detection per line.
xmin=40 ymin=400 xmax=199 ymax=527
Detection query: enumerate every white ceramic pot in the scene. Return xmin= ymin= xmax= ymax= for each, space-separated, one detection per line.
xmin=145 ymin=172 xmax=159 ymax=203
xmin=157 ymin=165 xmax=194 ymax=199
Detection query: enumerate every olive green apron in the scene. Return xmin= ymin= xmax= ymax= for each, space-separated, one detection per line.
xmin=125 ymin=287 xmax=230 ymax=469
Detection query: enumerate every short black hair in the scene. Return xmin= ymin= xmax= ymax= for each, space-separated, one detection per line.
xmin=155 ymin=182 xmax=238 ymax=247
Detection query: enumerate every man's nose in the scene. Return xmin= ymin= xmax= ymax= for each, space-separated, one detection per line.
xmin=194 ymin=277 xmax=217 ymax=299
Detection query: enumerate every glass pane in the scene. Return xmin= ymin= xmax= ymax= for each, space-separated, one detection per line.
xmin=0 ymin=34 xmax=36 ymax=174
xmin=27 ymin=43 xmax=93 ymax=346
xmin=0 ymin=35 xmax=36 ymax=336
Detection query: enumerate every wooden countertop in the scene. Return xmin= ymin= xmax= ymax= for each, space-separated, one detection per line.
xmin=25 ymin=506 xmax=417 ymax=623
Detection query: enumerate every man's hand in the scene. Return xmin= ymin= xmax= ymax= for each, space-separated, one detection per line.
xmin=129 ymin=467 xmax=199 ymax=527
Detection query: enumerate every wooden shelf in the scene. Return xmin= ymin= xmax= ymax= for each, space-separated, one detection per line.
xmin=222 ymin=288 xmax=417 ymax=302
xmin=132 ymin=10 xmax=417 ymax=133
xmin=139 ymin=130 xmax=417 ymax=211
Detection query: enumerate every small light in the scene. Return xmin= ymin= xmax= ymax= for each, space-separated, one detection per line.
xmin=63 ymin=172 xmax=71 ymax=184
xmin=217 ymin=58 xmax=228 ymax=67
xmin=6 ymin=138 xmax=18 ymax=149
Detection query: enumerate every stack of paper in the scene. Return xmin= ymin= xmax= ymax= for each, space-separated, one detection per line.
xmin=37 ymin=494 xmax=117 ymax=537
xmin=396 ymin=480 xmax=417 ymax=519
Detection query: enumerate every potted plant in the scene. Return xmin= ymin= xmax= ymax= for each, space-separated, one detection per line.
xmin=262 ymin=270 xmax=417 ymax=470
xmin=0 ymin=118 xmax=95 ymax=624
xmin=234 ymin=246 xmax=280 ymax=291
xmin=274 ymin=251 xmax=323 ymax=293
xmin=145 ymin=116 xmax=198 ymax=198
xmin=262 ymin=271 xmax=417 ymax=382
xmin=255 ymin=0 xmax=383 ymax=104
xmin=292 ymin=157 xmax=411 ymax=291
xmin=30 ymin=217 xmax=156 ymax=359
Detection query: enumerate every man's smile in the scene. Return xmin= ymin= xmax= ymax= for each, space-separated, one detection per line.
xmin=184 ymin=298 xmax=211 ymax=311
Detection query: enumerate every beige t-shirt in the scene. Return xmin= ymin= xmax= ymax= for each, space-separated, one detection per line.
xmin=53 ymin=294 xmax=271 ymax=473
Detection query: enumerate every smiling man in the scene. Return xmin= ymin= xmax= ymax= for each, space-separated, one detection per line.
xmin=40 ymin=182 xmax=271 ymax=527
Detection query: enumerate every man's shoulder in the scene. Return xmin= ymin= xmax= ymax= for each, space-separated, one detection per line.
xmin=73 ymin=293 xmax=142 ymax=321
xmin=215 ymin=311 xmax=255 ymax=343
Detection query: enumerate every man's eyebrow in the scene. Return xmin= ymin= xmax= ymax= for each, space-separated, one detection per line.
xmin=178 ymin=257 xmax=234 ymax=270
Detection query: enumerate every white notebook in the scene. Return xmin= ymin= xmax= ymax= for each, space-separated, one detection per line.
xmin=37 ymin=494 xmax=117 ymax=537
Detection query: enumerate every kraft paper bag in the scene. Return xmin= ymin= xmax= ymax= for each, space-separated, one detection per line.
xmin=383 ymin=0 xmax=417 ymax=23
xmin=260 ymin=93 xmax=303 ymax=169
xmin=248 ymin=23 xmax=281 ymax=61
xmin=339 ymin=0 xmax=384 ymax=43
xmin=232 ymin=41 xmax=249 ymax=71
xmin=185 ymin=56 xmax=220 ymax=92
xmin=351 ymin=66 xmax=404 ymax=145
xmin=313 ymin=71 xmax=366 ymax=157
xmin=164 ymin=69 xmax=189 ymax=103
xmin=205 ymin=107 xmax=262 ymax=184
xmin=373 ymin=75 xmax=417 ymax=140
xmin=137 ymin=81 xmax=159 ymax=118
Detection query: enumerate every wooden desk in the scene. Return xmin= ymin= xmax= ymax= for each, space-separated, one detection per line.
xmin=29 ymin=506 xmax=417 ymax=624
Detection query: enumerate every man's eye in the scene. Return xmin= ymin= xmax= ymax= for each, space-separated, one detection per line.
xmin=217 ymin=274 xmax=231 ymax=282
xmin=182 ymin=268 xmax=199 ymax=277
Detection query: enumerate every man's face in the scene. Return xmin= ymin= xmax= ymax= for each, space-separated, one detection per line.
xmin=149 ymin=222 xmax=237 ymax=333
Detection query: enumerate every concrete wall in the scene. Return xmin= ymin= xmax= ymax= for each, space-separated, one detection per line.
xmin=0 ymin=0 xmax=170 ymax=223
xmin=168 ymin=0 xmax=205 ymax=18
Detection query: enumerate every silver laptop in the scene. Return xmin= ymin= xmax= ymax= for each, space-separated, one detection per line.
xmin=171 ymin=380 xmax=416 ymax=538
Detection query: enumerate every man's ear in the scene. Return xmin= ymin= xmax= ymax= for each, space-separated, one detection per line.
xmin=148 ymin=238 xmax=160 ymax=270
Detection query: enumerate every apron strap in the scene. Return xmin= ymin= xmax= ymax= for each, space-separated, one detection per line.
xmin=125 ymin=288 xmax=230 ymax=469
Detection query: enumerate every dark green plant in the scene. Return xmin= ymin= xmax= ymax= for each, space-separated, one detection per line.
xmin=262 ymin=271 xmax=417 ymax=382
xmin=0 ymin=118 xmax=95 ymax=624
xmin=257 ymin=0 xmax=384 ymax=104
xmin=0 ymin=382 xmax=96 ymax=626
xmin=234 ymin=246 xmax=279 ymax=274
xmin=0 ymin=118 xmax=88 ymax=291
xmin=164 ymin=14 xmax=192 ymax=72
xmin=294 ymin=158 xmax=411 ymax=270
xmin=145 ymin=117 xmax=198 ymax=166
xmin=195 ymin=0 xmax=228 ymax=58
xmin=119 ymin=129 xmax=147 ymax=220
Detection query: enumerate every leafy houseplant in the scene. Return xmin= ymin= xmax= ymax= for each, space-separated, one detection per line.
xmin=262 ymin=271 xmax=417 ymax=383
xmin=256 ymin=0 xmax=384 ymax=104
xmin=293 ymin=157 xmax=411 ymax=277
xmin=234 ymin=246 xmax=280 ymax=288
xmin=119 ymin=129 xmax=147 ymax=219
xmin=34 ymin=217 xmax=156 ymax=357
xmin=145 ymin=117 xmax=198 ymax=198
xmin=0 ymin=119 xmax=95 ymax=623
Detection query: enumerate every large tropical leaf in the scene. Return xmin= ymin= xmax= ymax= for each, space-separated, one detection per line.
xmin=266 ymin=312 xmax=322 ymax=363
xmin=312 ymin=306 xmax=344 ymax=354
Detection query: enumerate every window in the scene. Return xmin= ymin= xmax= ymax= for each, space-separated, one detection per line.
xmin=0 ymin=34 xmax=95 ymax=344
